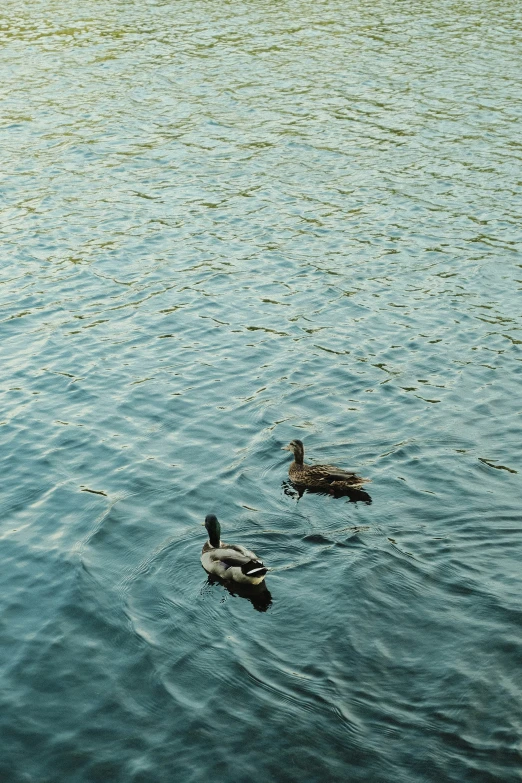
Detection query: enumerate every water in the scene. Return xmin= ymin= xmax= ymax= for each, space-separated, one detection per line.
xmin=1 ymin=1 xmax=521 ymax=781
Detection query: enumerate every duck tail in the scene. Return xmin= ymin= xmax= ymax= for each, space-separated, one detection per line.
xmin=241 ymin=560 xmax=268 ymax=577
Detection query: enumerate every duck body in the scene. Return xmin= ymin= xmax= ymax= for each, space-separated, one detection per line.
xmin=283 ymin=439 xmax=369 ymax=491
xmin=201 ymin=515 xmax=268 ymax=585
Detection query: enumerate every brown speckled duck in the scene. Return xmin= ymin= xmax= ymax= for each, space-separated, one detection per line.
xmin=282 ymin=439 xmax=370 ymax=491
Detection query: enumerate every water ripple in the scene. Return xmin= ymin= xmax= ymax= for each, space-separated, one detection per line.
xmin=1 ymin=0 xmax=521 ymax=781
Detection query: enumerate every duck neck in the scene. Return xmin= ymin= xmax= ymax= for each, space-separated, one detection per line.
xmin=205 ymin=516 xmax=222 ymax=548
xmin=293 ymin=446 xmax=304 ymax=466
xmin=208 ymin=530 xmax=221 ymax=548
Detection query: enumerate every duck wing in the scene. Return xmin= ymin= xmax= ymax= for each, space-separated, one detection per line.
xmin=211 ymin=547 xmax=252 ymax=567
xmin=210 ymin=547 xmax=267 ymax=577
xmin=222 ymin=543 xmax=254 ymax=558
xmin=313 ymin=463 xmax=365 ymax=481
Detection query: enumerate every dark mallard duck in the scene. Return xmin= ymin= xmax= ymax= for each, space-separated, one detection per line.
xmin=282 ymin=439 xmax=370 ymax=491
xmin=201 ymin=515 xmax=268 ymax=585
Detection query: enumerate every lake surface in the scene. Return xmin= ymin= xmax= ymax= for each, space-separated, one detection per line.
xmin=1 ymin=1 xmax=521 ymax=781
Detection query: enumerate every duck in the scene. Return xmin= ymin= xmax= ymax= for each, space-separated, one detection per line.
xmin=201 ymin=514 xmax=268 ymax=585
xmin=282 ymin=439 xmax=370 ymax=491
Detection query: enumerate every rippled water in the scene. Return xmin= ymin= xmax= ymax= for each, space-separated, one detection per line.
xmin=1 ymin=1 xmax=521 ymax=781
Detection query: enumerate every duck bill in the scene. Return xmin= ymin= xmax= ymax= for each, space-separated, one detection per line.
xmin=281 ymin=445 xmax=292 ymax=451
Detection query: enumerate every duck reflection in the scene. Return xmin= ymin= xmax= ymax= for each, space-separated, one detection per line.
xmin=282 ymin=479 xmax=372 ymax=504
xmin=206 ymin=575 xmax=273 ymax=612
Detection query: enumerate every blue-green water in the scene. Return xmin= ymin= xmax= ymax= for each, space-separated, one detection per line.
xmin=1 ymin=1 xmax=521 ymax=781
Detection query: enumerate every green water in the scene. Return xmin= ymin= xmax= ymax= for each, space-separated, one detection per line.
xmin=1 ymin=1 xmax=521 ymax=781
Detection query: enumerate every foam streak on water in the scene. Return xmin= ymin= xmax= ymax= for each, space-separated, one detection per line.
xmin=1 ymin=1 xmax=521 ymax=781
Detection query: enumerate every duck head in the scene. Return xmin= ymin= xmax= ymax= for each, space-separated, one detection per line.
xmin=282 ymin=439 xmax=304 ymax=465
